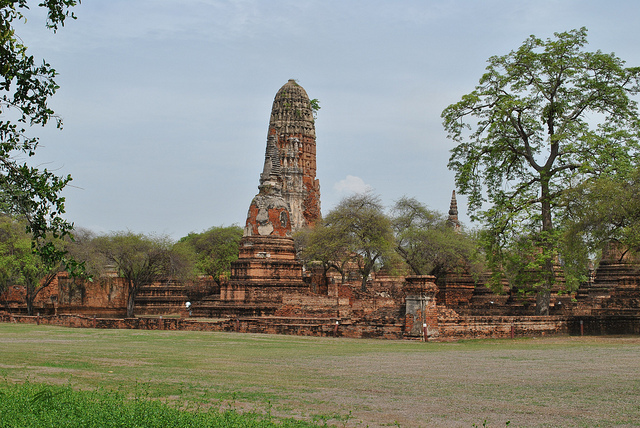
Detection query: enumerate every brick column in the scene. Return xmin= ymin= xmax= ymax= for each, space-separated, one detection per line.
xmin=404 ymin=275 xmax=439 ymax=339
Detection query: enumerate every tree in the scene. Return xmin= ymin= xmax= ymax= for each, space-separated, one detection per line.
xmin=392 ymin=197 xmax=482 ymax=280
xmin=63 ymin=227 xmax=106 ymax=278
xmin=296 ymin=223 xmax=353 ymax=286
xmin=177 ymin=225 xmax=242 ymax=285
xmin=94 ymin=232 xmax=178 ymax=318
xmin=1 ymin=1 xmax=80 ymax=266
xmin=323 ymin=193 xmax=396 ymax=291
xmin=442 ymin=28 xmax=640 ymax=314
xmin=0 ymin=214 xmax=63 ymax=315
xmin=559 ymin=168 xmax=640 ymax=275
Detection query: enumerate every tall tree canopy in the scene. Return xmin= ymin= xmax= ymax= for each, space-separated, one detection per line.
xmin=560 ymin=168 xmax=640 ymax=268
xmin=323 ymin=193 xmax=396 ymax=291
xmin=297 ymin=222 xmax=353 ymax=286
xmin=392 ymin=197 xmax=482 ymax=280
xmin=442 ymin=28 xmax=640 ymax=314
xmin=177 ymin=225 xmax=242 ymax=285
xmin=1 ymin=0 xmax=80 ymax=266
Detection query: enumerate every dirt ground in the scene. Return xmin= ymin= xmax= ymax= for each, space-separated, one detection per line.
xmin=272 ymin=336 xmax=640 ymax=427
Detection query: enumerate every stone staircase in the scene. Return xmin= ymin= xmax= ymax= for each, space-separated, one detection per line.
xmin=191 ymin=295 xmax=281 ymax=318
xmin=134 ymin=281 xmax=188 ymax=316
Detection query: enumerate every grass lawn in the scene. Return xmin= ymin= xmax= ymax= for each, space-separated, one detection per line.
xmin=1 ymin=323 xmax=639 ymax=427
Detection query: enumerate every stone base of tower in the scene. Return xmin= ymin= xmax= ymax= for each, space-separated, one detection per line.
xmin=221 ymin=235 xmax=307 ymax=305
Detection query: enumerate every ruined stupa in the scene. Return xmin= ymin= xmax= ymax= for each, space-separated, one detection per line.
xmin=446 ymin=190 xmax=461 ymax=233
xmin=267 ymin=79 xmax=321 ymax=232
xmin=220 ymin=81 xmax=315 ymax=308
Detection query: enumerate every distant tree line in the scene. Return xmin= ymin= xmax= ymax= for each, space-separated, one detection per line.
xmin=0 ymin=219 xmax=243 ymax=317
xmin=296 ymin=193 xmax=483 ymax=292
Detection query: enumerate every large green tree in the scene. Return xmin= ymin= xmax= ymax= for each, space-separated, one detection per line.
xmin=392 ymin=197 xmax=482 ymax=280
xmin=1 ymin=0 xmax=79 ymax=266
xmin=177 ymin=225 xmax=242 ymax=285
xmin=442 ymin=28 xmax=640 ymax=314
xmin=323 ymin=193 xmax=396 ymax=291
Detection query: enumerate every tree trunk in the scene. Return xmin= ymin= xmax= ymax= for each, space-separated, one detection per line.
xmin=26 ymin=286 xmax=34 ymax=316
xmin=536 ymin=176 xmax=554 ymax=316
xmin=359 ymin=254 xmax=379 ymax=292
xmin=126 ymin=280 xmax=136 ymax=318
xmin=360 ymin=275 xmax=368 ymax=292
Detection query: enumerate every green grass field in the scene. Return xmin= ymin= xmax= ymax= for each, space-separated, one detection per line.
xmin=0 ymin=381 xmax=318 ymax=427
xmin=1 ymin=323 xmax=639 ymax=427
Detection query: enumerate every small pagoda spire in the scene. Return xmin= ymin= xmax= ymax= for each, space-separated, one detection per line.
xmin=259 ymin=134 xmax=283 ymax=194
xmin=447 ymin=190 xmax=461 ymax=233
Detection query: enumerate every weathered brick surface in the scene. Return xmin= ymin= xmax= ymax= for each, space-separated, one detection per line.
xmin=568 ymin=315 xmax=640 ymax=335
xmin=3 ymin=309 xmax=639 ymax=341
xmin=0 ymin=273 xmax=128 ymax=317
xmin=436 ymin=313 xmax=570 ymax=340
xmin=244 ymin=198 xmax=292 ymax=238
xmin=436 ymin=271 xmax=475 ymax=307
xmin=0 ymin=312 xmax=234 ymax=332
xmin=268 ymin=80 xmax=321 ymax=231
xmin=3 ymin=259 xmax=639 ymax=340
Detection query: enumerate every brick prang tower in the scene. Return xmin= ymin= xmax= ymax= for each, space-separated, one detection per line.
xmin=268 ymin=79 xmax=321 ymax=232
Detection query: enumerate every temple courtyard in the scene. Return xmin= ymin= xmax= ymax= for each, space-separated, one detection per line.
xmin=1 ymin=323 xmax=638 ymax=427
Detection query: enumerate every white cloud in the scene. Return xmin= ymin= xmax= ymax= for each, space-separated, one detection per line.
xmin=333 ymin=175 xmax=372 ymax=196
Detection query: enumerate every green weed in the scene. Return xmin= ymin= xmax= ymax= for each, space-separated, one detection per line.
xmin=0 ymin=381 xmax=321 ymax=427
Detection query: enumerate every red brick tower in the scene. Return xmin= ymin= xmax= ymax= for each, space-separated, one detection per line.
xmin=268 ymin=79 xmax=321 ymax=232
xmin=222 ymin=102 xmax=307 ymax=307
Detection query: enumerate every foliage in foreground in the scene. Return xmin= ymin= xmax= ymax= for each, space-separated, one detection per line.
xmin=0 ymin=381 xmax=319 ymax=428
xmin=0 ymin=0 xmax=80 ymax=267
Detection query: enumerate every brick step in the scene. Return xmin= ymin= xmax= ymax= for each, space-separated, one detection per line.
xmin=240 ymin=316 xmax=336 ymax=325
xmin=136 ymin=288 xmax=187 ymax=294
xmin=135 ymin=304 xmax=183 ymax=309
xmin=134 ymin=306 xmax=185 ymax=315
xmin=135 ymin=302 xmax=186 ymax=308
xmin=136 ymin=294 xmax=189 ymax=302
xmin=197 ymin=296 xmax=221 ymax=302
xmin=191 ymin=303 xmax=280 ymax=318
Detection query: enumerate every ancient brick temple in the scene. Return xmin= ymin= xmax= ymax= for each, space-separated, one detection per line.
xmin=195 ymin=82 xmax=320 ymax=316
xmin=220 ymin=131 xmax=306 ymax=309
xmin=267 ymin=79 xmax=321 ymax=232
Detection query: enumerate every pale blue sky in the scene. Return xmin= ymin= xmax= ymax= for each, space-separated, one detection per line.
xmin=17 ymin=0 xmax=640 ymax=239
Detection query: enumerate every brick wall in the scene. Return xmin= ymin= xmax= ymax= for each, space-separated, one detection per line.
xmin=436 ymin=314 xmax=569 ymax=340
xmin=3 ymin=312 xmax=638 ymax=340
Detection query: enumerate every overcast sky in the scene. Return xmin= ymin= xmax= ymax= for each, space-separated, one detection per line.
xmin=17 ymin=0 xmax=640 ymax=239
